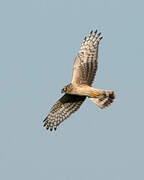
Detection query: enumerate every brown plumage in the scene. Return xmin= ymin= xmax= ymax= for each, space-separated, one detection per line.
xmin=43 ymin=30 xmax=116 ymax=131
xmin=43 ymin=94 xmax=86 ymax=131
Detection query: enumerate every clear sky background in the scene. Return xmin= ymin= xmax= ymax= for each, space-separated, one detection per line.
xmin=0 ymin=0 xmax=144 ymax=179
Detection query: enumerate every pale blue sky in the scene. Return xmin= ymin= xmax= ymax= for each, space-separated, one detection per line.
xmin=0 ymin=0 xmax=144 ymax=179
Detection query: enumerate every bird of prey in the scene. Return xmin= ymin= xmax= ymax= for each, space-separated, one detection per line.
xmin=43 ymin=30 xmax=116 ymax=131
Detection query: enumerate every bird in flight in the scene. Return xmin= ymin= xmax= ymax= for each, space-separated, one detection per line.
xmin=43 ymin=30 xmax=116 ymax=131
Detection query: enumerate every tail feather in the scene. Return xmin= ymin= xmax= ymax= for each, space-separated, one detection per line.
xmin=89 ymin=90 xmax=116 ymax=109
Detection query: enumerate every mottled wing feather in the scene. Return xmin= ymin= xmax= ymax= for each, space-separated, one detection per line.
xmin=43 ymin=94 xmax=86 ymax=131
xmin=72 ymin=30 xmax=103 ymax=86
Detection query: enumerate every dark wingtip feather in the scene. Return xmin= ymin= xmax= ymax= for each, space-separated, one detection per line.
xmin=46 ymin=126 xmax=49 ymax=130
xmin=43 ymin=116 xmax=47 ymax=122
xmin=43 ymin=122 xmax=47 ymax=127
xmin=94 ymin=30 xmax=97 ymax=34
xmin=90 ymin=30 xmax=93 ymax=34
xmin=97 ymin=32 xmax=101 ymax=37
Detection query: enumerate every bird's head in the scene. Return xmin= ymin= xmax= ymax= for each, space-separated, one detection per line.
xmin=61 ymin=86 xmax=68 ymax=93
xmin=61 ymin=84 xmax=72 ymax=94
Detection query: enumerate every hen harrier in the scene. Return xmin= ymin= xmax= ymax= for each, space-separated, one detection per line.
xmin=43 ymin=30 xmax=116 ymax=131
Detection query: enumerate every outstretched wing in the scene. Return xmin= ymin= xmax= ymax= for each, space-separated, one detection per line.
xmin=43 ymin=94 xmax=86 ymax=131
xmin=72 ymin=30 xmax=103 ymax=86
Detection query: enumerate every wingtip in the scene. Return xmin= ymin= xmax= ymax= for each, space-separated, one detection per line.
xmin=46 ymin=126 xmax=49 ymax=130
xmin=43 ymin=117 xmax=47 ymax=122
xmin=100 ymin=36 xmax=103 ymax=40
xmin=97 ymin=32 xmax=101 ymax=37
xmin=90 ymin=30 xmax=93 ymax=34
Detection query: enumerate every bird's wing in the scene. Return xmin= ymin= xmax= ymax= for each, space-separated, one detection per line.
xmin=43 ymin=94 xmax=86 ymax=131
xmin=72 ymin=30 xmax=103 ymax=86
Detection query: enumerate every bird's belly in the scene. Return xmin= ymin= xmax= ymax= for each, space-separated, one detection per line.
xmin=70 ymin=85 xmax=98 ymax=97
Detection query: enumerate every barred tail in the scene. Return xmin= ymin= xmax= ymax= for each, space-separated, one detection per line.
xmin=89 ymin=90 xmax=116 ymax=109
